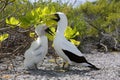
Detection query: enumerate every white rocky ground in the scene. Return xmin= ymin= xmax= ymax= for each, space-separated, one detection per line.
xmin=0 ymin=52 xmax=120 ymax=80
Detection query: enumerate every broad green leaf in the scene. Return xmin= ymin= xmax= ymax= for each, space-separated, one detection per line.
xmin=50 ymin=6 xmax=56 ymax=14
xmin=70 ymin=39 xmax=80 ymax=46
xmin=6 ymin=19 xmax=9 ymax=24
xmin=65 ymin=26 xmax=74 ymax=39
xmin=0 ymin=34 xmax=9 ymax=42
xmin=42 ymin=7 xmax=50 ymax=15
xmin=29 ymin=32 xmax=35 ymax=38
xmin=19 ymin=16 xmax=31 ymax=28
xmin=45 ymin=20 xmax=57 ymax=26
xmin=6 ymin=17 xmax=19 ymax=25
xmin=65 ymin=26 xmax=79 ymax=39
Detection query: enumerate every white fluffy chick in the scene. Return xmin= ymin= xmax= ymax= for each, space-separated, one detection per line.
xmin=24 ymin=24 xmax=49 ymax=70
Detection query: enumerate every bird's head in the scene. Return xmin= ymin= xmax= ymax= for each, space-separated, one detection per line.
xmin=35 ymin=24 xmax=53 ymax=36
xmin=52 ymin=12 xmax=67 ymax=23
xmin=51 ymin=12 xmax=68 ymax=33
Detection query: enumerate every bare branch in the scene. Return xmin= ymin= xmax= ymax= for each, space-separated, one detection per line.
xmin=0 ymin=27 xmax=11 ymax=32
xmin=0 ymin=0 xmax=8 ymax=12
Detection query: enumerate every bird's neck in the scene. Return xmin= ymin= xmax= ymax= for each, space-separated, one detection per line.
xmin=36 ymin=31 xmax=45 ymax=37
xmin=37 ymin=35 xmax=45 ymax=39
xmin=36 ymin=36 xmax=46 ymax=43
xmin=56 ymin=19 xmax=68 ymax=37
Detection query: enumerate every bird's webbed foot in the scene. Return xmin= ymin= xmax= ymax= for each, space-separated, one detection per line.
xmin=61 ymin=62 xmax=70 ymax=71
xmin=62 ymin=62 xmax=70 ymax=68
xmin=34 ymin=64 xmax=38 ymax=70
xmin=54 ymin=62 xmax=70 ymax=72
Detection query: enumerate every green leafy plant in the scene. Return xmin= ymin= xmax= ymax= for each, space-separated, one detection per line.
xmin=64 ymin=26 xmax=80 ymax=46
xmin=5 ymin=6 xmax=56 ymax=29
xmin=5 ymin=2 xmax=80 ymax=46
xmin=6 ymin=17 xmax=19 ymax=26
xmin=0 ymin=34 xmax=9 ymax=42
xmin=80 ymin=0 xmax=120 ymax=36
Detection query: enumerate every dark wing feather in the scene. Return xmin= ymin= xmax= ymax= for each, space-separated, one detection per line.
xmin=62 ymin=49 xmax=88 ymax=63
xmin=62 ymin=49 xmax=100 ymax=70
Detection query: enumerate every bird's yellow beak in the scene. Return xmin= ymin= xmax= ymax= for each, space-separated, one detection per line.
xmin=45 ymin=27 xmax=54 ymax=36
xmin=43 ymin=13 xmax=59 ymax=36
xmin=51 ymin=13 xmax=60 ymax=22
xmin=45 ymin=13 xmax=60 ymax=22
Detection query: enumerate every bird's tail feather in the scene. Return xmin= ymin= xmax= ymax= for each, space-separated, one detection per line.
xmin=86 ymin=62 xmax=100 ymax=70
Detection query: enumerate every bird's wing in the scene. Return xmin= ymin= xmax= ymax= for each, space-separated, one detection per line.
xmin=62 ymin=49 xmax=87 ymax=63
xmin=61 ymin=39 xmax=83 ymax=57
xmin=24 ymin=41 xmax=42 ymax=57
xmin=34 ymin=46 xmax=45 ymax=57
xmin=24 ymin=46 xmax=45 ymax=60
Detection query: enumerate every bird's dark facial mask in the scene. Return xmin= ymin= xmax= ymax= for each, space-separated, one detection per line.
xmin=45 ymin=28 xmax=54 ymax=36
xmin=52 ymin=14 xmax=60 ymax=22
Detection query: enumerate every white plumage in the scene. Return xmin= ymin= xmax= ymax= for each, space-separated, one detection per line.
xmin=53 ymin=12 xmax=99 ymax=70
xmin=24 ymin=24 xmax=48 ymax=69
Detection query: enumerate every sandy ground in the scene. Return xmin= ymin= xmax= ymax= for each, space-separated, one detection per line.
xmin=0 ymin=52 xmax=120 ymax=80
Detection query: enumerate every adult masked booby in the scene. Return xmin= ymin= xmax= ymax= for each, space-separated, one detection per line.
xmin=52 ymin=12 xmax=100 ymax=70
xmin=24 ymin=24 xmax=52 ymax=69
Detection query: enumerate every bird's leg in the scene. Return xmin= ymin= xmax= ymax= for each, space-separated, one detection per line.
xmin=62 ymin=62 xmax=70 ymax=71
xmin=27 ymin=64 xmax=38 ymax=70
xmin=54 ymin=62 xmax=70 ymax=72
xmin=54 ymin=56 xmax=60 ymax=66
xmin=62 ymin=62 xmax=66 ymax=68
xmin=34 ymin=64 xmax=38 ymax=70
